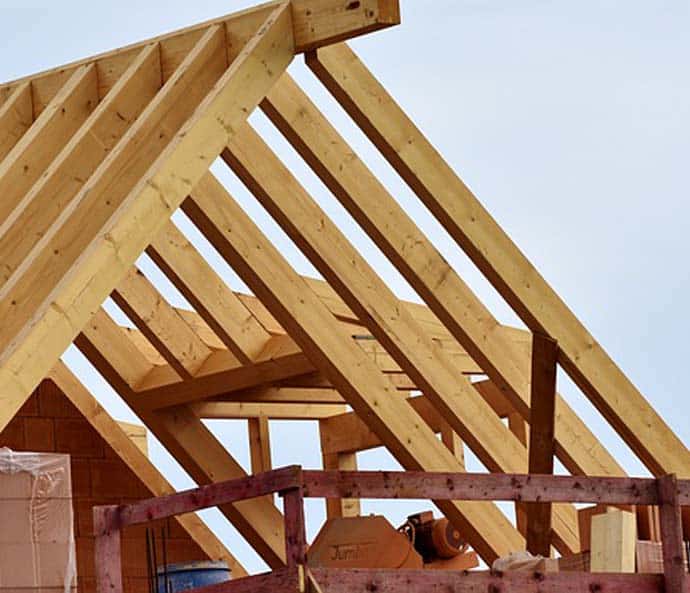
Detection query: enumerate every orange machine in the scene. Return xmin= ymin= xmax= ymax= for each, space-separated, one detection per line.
xmin=308 ymin=511 xmax=479 ymax=571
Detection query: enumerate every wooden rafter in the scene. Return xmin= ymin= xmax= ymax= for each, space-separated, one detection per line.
xmin=112 ymin=267 xmax=213 ymax=379
xmin=222 ymin=124 xmax=580 ymax=552
xmin=183 ymin=171 xmax=523 ymax=562
xmin=0 ymin=44 xmax=162 ymax=288
xmin=150 ymin=404 xmax=288 ymax=566
xmin=83 ymin=308 xmax=155 ymax=388
xmin=0 ymin=23 xmax=229 ymax=354
xmin=0 ymin=82 xmax=33 ymax=162
xmin=0 ymin=64 xmax=98 ymax=226
xmin=74 ymin=307 xmax=289 ymax=567
xmin=0 ymin=3 xmax=294 ymax=432
xmin=147 ymin=221 xmax=270 ymax=363
xmin=307 ymin=42 xmax=690 ymax=478
xmin=263 ymin=69 xmax=626 ymax=484
xmin=1 ymin=0 xmax=686 ymax=572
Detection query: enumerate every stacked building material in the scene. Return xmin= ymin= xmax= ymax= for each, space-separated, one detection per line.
xmin=0 ymin=448 xmax=76 ymax=593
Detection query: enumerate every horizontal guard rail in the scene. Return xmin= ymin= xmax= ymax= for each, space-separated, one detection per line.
xmin=94 ymin=467 xmax=689 ymax=593
xmin=302 ymin=470 xmax=669 ymax=505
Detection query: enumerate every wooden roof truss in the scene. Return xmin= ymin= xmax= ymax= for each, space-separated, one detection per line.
xmin=0 ymin=0 xmax=687 ymax=569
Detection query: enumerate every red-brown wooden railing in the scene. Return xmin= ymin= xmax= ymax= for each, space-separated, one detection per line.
xmin=94 ymin=467 xmax=689 ymax=593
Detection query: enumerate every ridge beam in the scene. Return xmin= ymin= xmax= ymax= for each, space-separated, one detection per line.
xmin=0 ymin=0 xmax=399 ymax=104
xmin=291 ymin=0 xmax=400 ymax=51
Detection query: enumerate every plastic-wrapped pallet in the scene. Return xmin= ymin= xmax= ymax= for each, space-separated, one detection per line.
xmin=0 ymin=447 xmax=76 ymax=593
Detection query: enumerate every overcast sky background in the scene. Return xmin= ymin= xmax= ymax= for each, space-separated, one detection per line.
xmin=2 ymin=0 xmax=689 ymax=574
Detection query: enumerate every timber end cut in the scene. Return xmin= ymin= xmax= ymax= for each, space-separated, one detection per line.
xmin=291 ymin=0 xmax=401 ymax=51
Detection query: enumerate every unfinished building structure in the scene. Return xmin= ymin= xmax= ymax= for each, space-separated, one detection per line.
xmin=0 ymin=1 xmax=688 ymax=592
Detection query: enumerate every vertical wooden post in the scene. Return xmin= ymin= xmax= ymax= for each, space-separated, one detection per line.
xmin=658 ymin=474 xmax=686 ymax=593
xmin=93 ymin=505 xmax=123 ymax=593
xmin=526 ymin=332 xmax=558 ymax=557
xmin=249 ymin=415 xmax=274 ymax=505
xmin=281 ymin=485 xmax=307 ymax=569
xmin=248 ymin=415 xmax=272 ymax=474
xmin=441 ymin=421 xmax=465 ymax=470
xmin=322 ymin=451 xmax=361 ymax=519
xmin=508 ymin=412 xmax=529 ymax=537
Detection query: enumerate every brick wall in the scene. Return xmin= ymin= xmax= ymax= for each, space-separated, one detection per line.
xmin=0 ymin=379 xmax=208 ymax=593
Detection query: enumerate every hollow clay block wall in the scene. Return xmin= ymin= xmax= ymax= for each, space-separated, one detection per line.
xmin=0 ymin=379 xmax=208 ymax=593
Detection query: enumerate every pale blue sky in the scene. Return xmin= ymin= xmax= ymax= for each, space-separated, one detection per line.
xmin=2 ymin=0 xmax=689 ymax=574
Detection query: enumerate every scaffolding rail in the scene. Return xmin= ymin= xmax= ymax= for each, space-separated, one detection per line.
xmin=94 ymin=466 xmax=688 ymax=593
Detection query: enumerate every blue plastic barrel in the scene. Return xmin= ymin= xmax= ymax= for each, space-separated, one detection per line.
xmin=156 ymin=561 xmax=231 ymax=593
